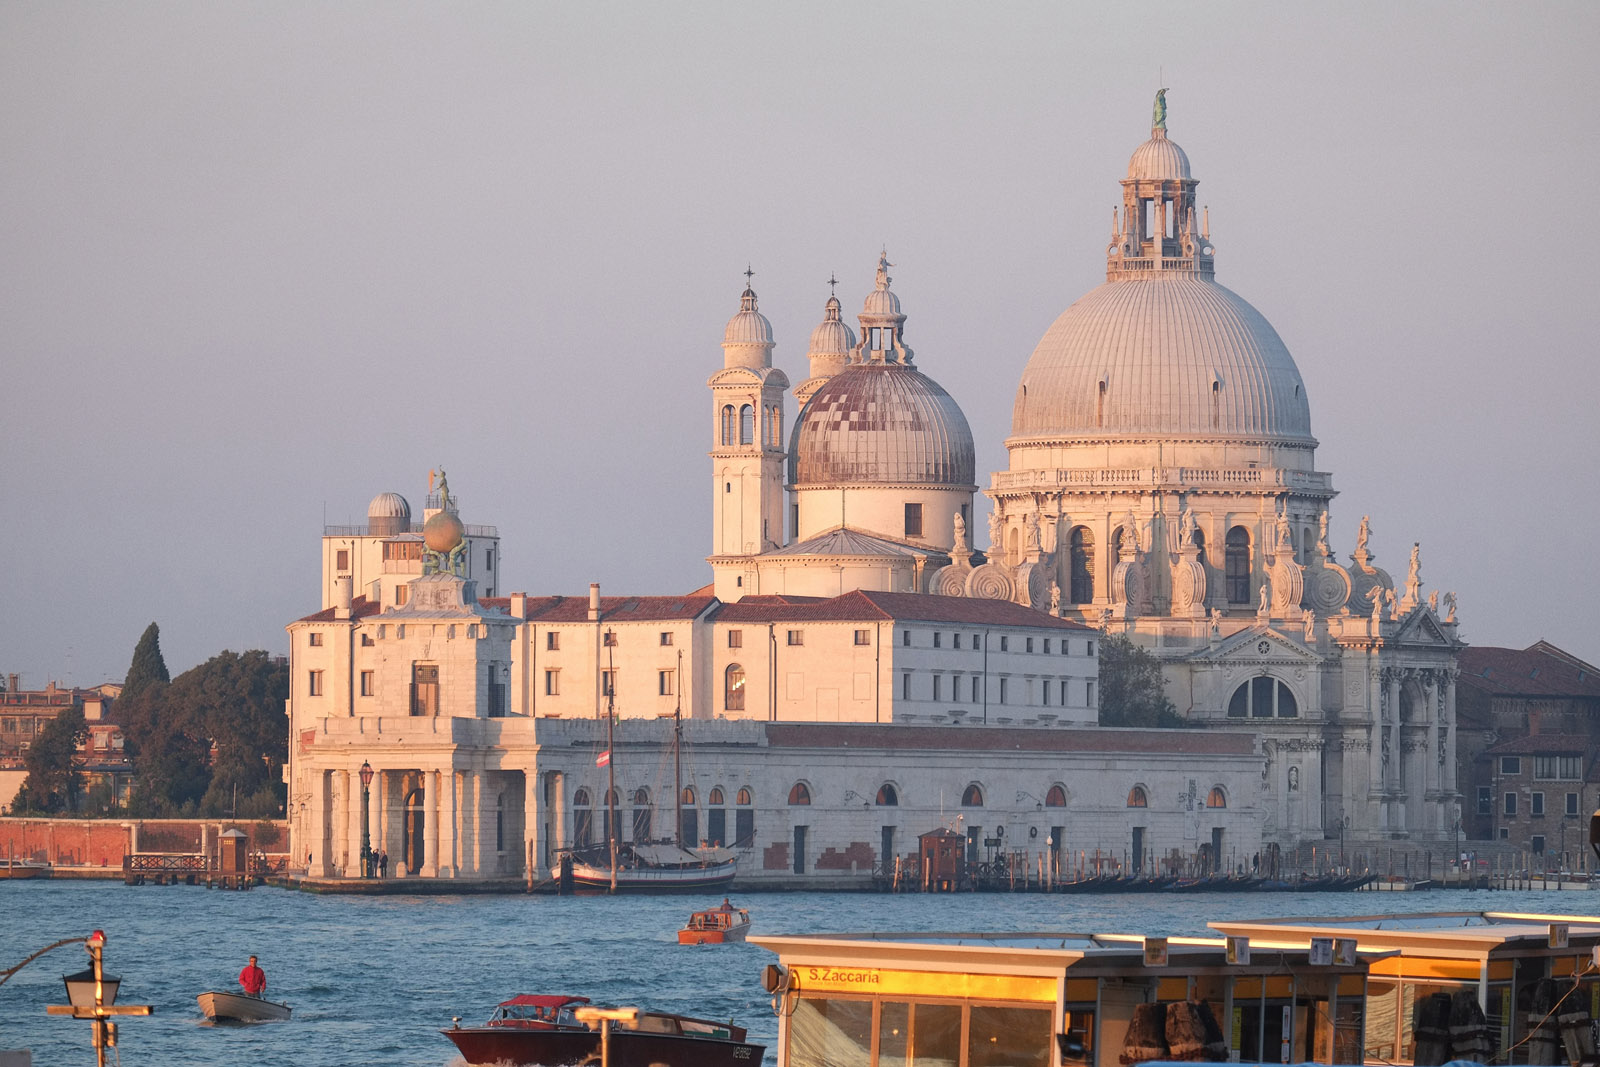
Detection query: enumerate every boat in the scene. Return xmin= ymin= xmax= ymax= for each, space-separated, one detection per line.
xmin=0 ymin=860 xmax=50 ymax=880
xmin=678 ymin=900 xmax=751 ymax=944
xmin=196 ymin=990 xmax=292 ymax=1022
xmin=558 ymin=645 xmax=738 ymax=894
xmin=442 ymin=993 xmax=765 ymax=1067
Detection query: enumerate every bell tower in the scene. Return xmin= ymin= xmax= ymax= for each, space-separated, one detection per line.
xmin=708 ymin=275 xmax=789 ymax=600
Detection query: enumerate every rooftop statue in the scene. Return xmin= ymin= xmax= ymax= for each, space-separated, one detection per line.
xmin=1356 ymin=514 xmax=1371 ymax=554
xmin=1153 ymin=88 xmax=1169 ymax=131
xmin=875 ymin=250 xmax=893 ymax=290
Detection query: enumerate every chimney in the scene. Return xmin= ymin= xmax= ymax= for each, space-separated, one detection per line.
xmin=6 ymin=673 xmax=17 ymax=693
xmin=588 ymin=583 xmax=601 ymax=621
xmin=334 ymin=575 xmax=353 ymax=620
xmin=510 ymin=593 xmax=527 ymax=619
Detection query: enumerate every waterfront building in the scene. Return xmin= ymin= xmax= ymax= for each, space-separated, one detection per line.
xmin=0 ymin=677 xmax=128 ymax=813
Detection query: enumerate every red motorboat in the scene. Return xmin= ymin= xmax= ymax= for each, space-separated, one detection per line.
xmin=442 ymin=994 xmax=764 ymax=1066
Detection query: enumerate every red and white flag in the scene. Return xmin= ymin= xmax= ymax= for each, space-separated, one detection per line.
xmin=595 ymin=749 xmax=611 ymax=768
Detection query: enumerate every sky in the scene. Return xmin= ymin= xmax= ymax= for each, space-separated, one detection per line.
xmin=3 ymin=2 xmax=1597 ymax=685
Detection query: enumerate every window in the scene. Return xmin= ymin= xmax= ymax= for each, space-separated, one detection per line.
xmin=739 ymin=404 xmax=754 ymax=445
xmin=720 ymin=405 xmax=735 ymax=445
xmin=308 ymin=670 xmax=323 ymax=696
xmin=1025 ymin=637 xmax=1034 ymax=653
xmin=854 ymin=629 xmax=870 ymax=646
xmin=1568 ymin=792 xmax=1581 ymax=816
xmin=488 ymin=674 xmax=505 ymax=717
xmin=1043 ymin=639 xmax=1051 ymax=653
xmin=876 ymin=784 xmax=898 ymax=806
xmin=931 ymin=632 xmax=942 ymax=651
xmin=412 ymin=664 xmax=439 ymax=716
xmin=728 ymin=630 xmax=742 ymax=649
xmin=336 ymin=549 xmax=349 ymax=571
xmin=788 ymin=782 xmax=811 ymax=805
xmin=1534 ymin=755 xmax=1583 ymax=780
xmin=308 ymin=632 xmax=323 ymax=647
xmin=972 ymin=633 xmax=979 ymax=648
xmin=962 ymin=784 xmax=984 ymax=807
xmin=1504 ymin=792 xmax=1517 ymax=816
xmin=998 ymin=677 xmax=1008 ymax=704
xmin=787 ymin=629 xmax=804 ymax=646
xmin=1531 ymin=791 xmax=1548 ymax=816
xmin=932 ymin=675 xmax=942 ymax=700
xmin=658 ymin=670 xmax=674 ymax=696
xmin=954 ymin=633 xmax=962 ymax=649
xmin=360 ymin=671 xmax=374 ymax=697
xmin=971 ymin=676 xmax=981 ymax=702
xmin=1087 ymin=640 xmax=1094 ymax=656
xmin=1500 ymin=756 xmax=1521 ymax=775
xmin=1207 ymin=787 xmax=1227 ymax=809
xmin=1478 ymin=786 xmax=1491 ymax=814
xmin=603 ymin=631 xmax=618 ymax=647
xmin=902 ymin=630 xmax=911 ymax=647
xmin=724 ymin=664 xmax=745 ymax=711
xmin=382 ymin=540 xmax=424 ymax=562
xmin=1069 ymin=526 xmax=1095 ymax=603
xmin=1000 ymin=636 xmax=1009 ymax=652
xmin=544 ymin=669 xmax=559 ymax=696
xmin=547 ymin=632 xmax=560 ymax=651
xmin=1046 ymin=784 xmax=1067 ymax=807
xmin=1227 ymin=677 xmax=1299 ymax=718
xmin=361 ymin=633 xmax=374 ymax=646
xmin=394 ymin=586 xmax=409 ymax=607
xmin=1532 ymin=835 xmax=1547 ymax=855
xmin=1127 ymin=785 xmax=1148 ymax=808
xmin=1087 ymin=679 xmax=1096 ymax=706
xmin=904 ymin=502 xmax=923 ymax=538
xmin=1225 ymin=527 xmax=1251 ymax=603
xmin=901 ymin=673 xmax=912 ymax=700
xmin=601 ymin=669 xmax=617 ymax=696
xmin=485 ymin=549 xmax=494 ymax=572
xmin=1060 ymin=681 xmax=1069 ymax=706
xmin=1042 ymin=680 xmax=1052 ymax=705
xmin=659 ymin=632 xmax=673 ymax=646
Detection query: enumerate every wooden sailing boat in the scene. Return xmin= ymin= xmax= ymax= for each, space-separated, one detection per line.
xmin=562 ymin=640 xmax=738 ymax=894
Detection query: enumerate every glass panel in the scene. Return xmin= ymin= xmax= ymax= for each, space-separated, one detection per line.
xmin=788 ymin=997 xmax=871 ymax=1067
xmin=912 ymin=1002 xmax=963 ymax=1067
xmin=968 ymin=1005 xmax=1051 ymax=1067
xmin=878 ymin=1001 xmax=910 ymax=1064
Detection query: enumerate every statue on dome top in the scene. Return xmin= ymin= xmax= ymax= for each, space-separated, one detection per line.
xmin=1408 ymin=542 xmax=1421 ymax=583
xmin=875 ymin=250 xmax=893 ymax=290
xmin=1153 ymin=88 xmax=1169 ymax=131
xmin=1356 ymin=514 xmax=1371 ymax=554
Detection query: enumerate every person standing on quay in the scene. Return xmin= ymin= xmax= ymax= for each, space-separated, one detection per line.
xmin=239 ymin=955 xmax=266 ymax=997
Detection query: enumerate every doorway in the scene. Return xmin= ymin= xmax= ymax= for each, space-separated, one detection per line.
xmin=404 ymin=788 xmax=424 ymax=873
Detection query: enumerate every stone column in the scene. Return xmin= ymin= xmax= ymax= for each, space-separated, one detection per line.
xmin=374 ymin=770 xmax=388 ymax=867
xmin=1443 ymin=671 xmax=1458 ymax=793
xmin=523 ymin=768 xmax=541 ymax=880
xmin=421 ymin=769 xmax=438 ymax=877
xmin=309 ymin=769 xmax=332 ymax=877
xmin=440 ymin=769 xmax=459 ymax=878
xmin=1386 ymin=671 xmax=1402 ymax=793
xmin=463 ymin=771 xmax=480 ymax=877
xmin=1367 ymin=670 xmax=1384 ymax=831
xmin=350 ymin=768 xmax=368 ymax=876
xmin=1425 ymin=672 xmax=1440 ymax=801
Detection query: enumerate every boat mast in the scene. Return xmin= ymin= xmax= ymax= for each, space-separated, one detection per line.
xmin=605 ymin=633 xmax=618 ymax=894
xmin=674 ymin=648 xmax=683 ymax=851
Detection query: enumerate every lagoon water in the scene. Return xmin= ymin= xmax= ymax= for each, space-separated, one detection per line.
xmin=0 ymin=881 xmax=1589 ymax=1066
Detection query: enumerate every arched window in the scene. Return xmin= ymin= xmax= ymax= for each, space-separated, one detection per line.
xmin=1193 ymin=527 xmax=1207 ymax=567
xmin=1097 ymin=380 xmax=1107 ymax=427
xmin=961 ymin=784 xmax=984 ymax=807
xmin=1207 ymin=787 xmax=1227 ymax=809
xmin=604 ymin=787 xmax=619 ymax=806
xmin=788 ymin=782 xmax=811 ymax=805
xmin=631 ymin=788 xmax=652 ymax=843
xmin=1127 ymin=785 xmax=1148 ymax=808
xmin=573 ymin=788 xmax=591 ymax=808
xmin=734 ymin=787 xmax=754 ymax=847
xmin=1225 ymin=526 xmax=1251 ymax=603
xmin=1045 ymin=784 xmax=1068 ymax=808
xmin=1069 ymin=527 xmax=1095 ymax=604
xmin=681 ymin=786 xmax=696 ymax=806
xmin=709 ymin=786 xmax=726 ymax=805
xmin=739 ymin=404 xmax=754 ymax=445
xmin=766 ymin=406 xmax=782 ymax=448
xmin=1301 ymin=528 xmax=1314 ymax=564
xmin=736 ymin=787 xmax=751 ymax=806
xmin=573 ymin=788 xmax=593 ymax=847
xmin=1113 ymin=525 xmax=1130 ymax=558
xmin=1227 ymin=677 xmax=1299 ymax=718
xmin=1211 ymin=380 xmax=1220 ymax=428
xmin=725 ymin=664 xmax=745 ymax=711
xmin=876 ymin=784 xmax=898 ymax=806
xmin=720 ymin=405 xmax=735 ymax=446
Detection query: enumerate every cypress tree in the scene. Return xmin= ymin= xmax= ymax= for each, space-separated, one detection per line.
xmin=122 ymin=622 xmax=170 ymax=700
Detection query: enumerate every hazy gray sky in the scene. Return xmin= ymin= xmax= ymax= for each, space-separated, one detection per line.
xmin=4 ymin=3 xmax=1597 ymax=685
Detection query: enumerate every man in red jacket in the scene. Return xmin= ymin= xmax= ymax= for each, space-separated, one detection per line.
xmin=239 ymin=955 xmax=266 ymax=996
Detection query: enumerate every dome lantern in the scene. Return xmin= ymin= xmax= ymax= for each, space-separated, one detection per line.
xmin=851 ymin=251 xmax=914 ymax=365
xmin=721 ymin=268 xmax=775 ymax=370
xmin=1108 ymin=90 xmax=1213 ymax=282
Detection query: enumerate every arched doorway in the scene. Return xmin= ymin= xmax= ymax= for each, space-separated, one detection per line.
xmin=403 ymin=787 xmax=425 ymax=874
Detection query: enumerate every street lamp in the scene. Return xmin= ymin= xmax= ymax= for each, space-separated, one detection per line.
xmin=575 ymin=1006 xmax=639 ymax=1067
xmin=46 ymin=930 xmax=153 ymax=1067
xmin=359 ymin=761 xmax=375 ymax=879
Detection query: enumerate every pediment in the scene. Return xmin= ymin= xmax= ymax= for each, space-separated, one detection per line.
xmin=1391 ymin=608 xmax=1459 ymax=648
xmin=1187 ymin=623 xmax=1322 ymax=666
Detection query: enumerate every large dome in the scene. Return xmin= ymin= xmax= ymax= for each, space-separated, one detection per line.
xmin=1010 ymin=277 xmax=1315 ymax=443
xmin=790 ymin=363 xmax=975 ymax=487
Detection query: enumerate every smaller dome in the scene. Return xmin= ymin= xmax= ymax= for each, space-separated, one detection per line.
xmin=808 ymin=295 xmax=856 ymax=356
xmin=723 ymin=287 xmax=774 ymax=346
xmin=1127 ymin=129 xmax=1191 ymax=181
xmin=862 ymin=286 xmax=902 ymax=318
xmin=423 ymin=510 xmax=464 ymax=554
xmin=790 ymin=363 xmax=975 ymax=488
xmin=368 ymin=492 xmax=411 ymax=536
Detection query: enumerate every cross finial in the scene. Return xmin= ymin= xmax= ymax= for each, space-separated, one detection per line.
xmin=743 ymin=264 xmax=755 ymax=286
xmin=828 ymin=272 xmax=838 ymax=296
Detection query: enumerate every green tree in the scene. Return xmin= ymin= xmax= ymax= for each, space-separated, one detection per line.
xmin=13 ymin=707 xmax=87 ymax=813
xmin=122 ymin=622 xmax=170 ymax=700
xmin=1097 ymin=634 xmax=1189 ymax=728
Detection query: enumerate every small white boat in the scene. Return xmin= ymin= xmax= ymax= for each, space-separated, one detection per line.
xmin=197 ymin=990 xmax=291 ymax=1023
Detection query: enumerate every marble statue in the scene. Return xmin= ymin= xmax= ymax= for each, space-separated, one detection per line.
xmin=1408 ymin=542 xmax=1421 ymax=583
xmin=1428 ymin=590 xmax=1439 ymax=613
xmin=1153 ymin=88 xmax=1169 ymax=130
xmin=1257 ymin=581 xmax=1271 ymax=615
xmin=1444 ymin=591 xmax=1457 ymax=623
xmin=1026 ymin=513 xmax=1042 ymax=552
xmin=1317 ymin=512 xmax=1330 ymax=555
xmin=1288 ymin=766 xmax=1300 ymax=793
xmin=1209 ymin=607 xmax=1222 ymax=637
xmin=1304 ymin=612 xmax=1316 ymax=642
xmin=1356 ymin=515 xmax=1371 ymax=554
xmin=1367 ymin=583 xmax=1385 ymax=621
xmin=988 ymin=509 xmax=1003 ymax=552
xmin=1180 ymin=505 xmax=1197 ymax=547
xmin=1049 ymin=580 xmax=1061 ymax=614
xmin=952 ymin=512 xmax=968 ymax=553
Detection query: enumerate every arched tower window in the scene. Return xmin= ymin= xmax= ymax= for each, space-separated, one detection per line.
xmin=1207 ymin=787 xmax=1227 ymax=809
xmin=739 ymin=404 xmax=754 ymax=445
xmin=709 ymin=786 xmax=725 ymax=805
xmin=1127 ymin=785 xmax=1148 ymax=808
xmin=724 ymin=664 xmax=745 ymax=711
xmin=1225 ymin=526 xmax=1251 ymax=604
xmin=1045 ymin=784 xmax=1067 ymax=807
xmin=788 ymin=782 xmax=811 ymax=805
xmin=876 ymin=784 xmax=898 ymax=806
xmin=1097 ymin=380 xmax=1107 ymax=427
xmin=961 ymin=784 xmax=984 ymax=807
xmin=720 ymin=405 xmax=735 ymax=446
xmin=1069 ymin=527 xmax=1095 ymax=604
xmin=681 ymin=786 xmax=696 ymax=806
xmin=736 ymin=787 xmax=752 ymax=806
xmin=1211 ymin=380 xmax=1220 ymax=429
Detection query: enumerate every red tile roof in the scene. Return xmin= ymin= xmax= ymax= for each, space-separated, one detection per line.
xmin=1481 ymin=732 xmax=1594 ymax=756
xmin=716 ymin=589 xmax=1092 ymax=629
xmin=1459 ymin=642 xmax=1600 ymax=700
xmin=295 ymin=596 xmax=384 ymax=623
xmin=765 ymin=723 xmax=1253 ymax=755
xmin=482 ymin=594 xmax=718 ymax=623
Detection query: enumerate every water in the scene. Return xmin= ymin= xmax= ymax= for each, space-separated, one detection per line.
xmin=0 ymin=881 xmax=1591 ymax=1065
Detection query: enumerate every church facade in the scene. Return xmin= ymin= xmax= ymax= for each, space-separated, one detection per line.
xmin=284 ymin=96 xmax=1462 ymax=885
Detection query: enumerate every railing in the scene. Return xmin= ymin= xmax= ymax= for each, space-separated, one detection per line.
xmin=322 ymin=522 xmax=499 ymax=538
xmin=1107 ymin=255 xmax=1214 ymax=278
xmin=991 ymin=467 xmax=1333 ymax=492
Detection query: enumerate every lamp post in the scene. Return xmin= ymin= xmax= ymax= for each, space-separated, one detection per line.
xmin=574 ymin=1006 xmax=639 ymax=1067
xmin=359 ymin=761 xmax=374 ymax=879
xmin=1337 ymin=812 xmax=1348 ymax=873
xmin=45 ymin=930 xmax=153 ymax=1067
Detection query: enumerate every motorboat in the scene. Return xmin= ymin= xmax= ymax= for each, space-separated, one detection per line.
xmin=0 ymin=860 xmax=50 ymax=880
xmin=564 ymin=843 xmax=738 ymax=894
xmin=442 ymin=994 xmax=764 ymax=1067
xmin=678 ymin=899 xmax=751 ymax=944
xmin=196 ymin=990 xmax=291 ymax=1023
